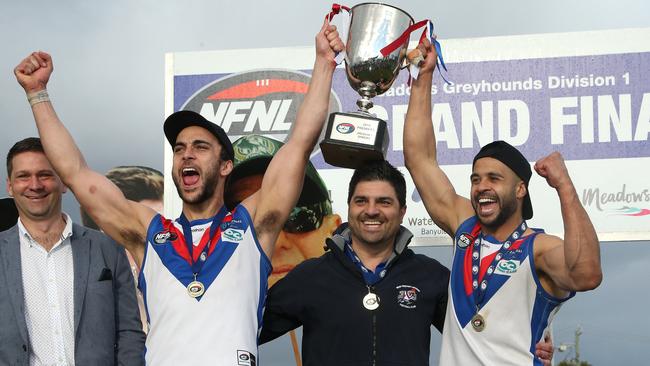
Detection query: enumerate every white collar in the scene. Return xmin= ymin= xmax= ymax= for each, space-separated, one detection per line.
xmin=18 ymin=212 xmax=73 ymax=249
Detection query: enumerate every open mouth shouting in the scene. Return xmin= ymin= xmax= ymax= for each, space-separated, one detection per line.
xmin=181 ymin=167 xmax=200 ymax=188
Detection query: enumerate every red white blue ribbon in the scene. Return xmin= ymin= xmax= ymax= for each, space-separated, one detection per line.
xmin=380 ymin=19 xmax=451 ymax=84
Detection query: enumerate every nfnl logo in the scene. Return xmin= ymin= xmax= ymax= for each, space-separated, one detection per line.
xmin=457 ymin=233 xmax=473 ymax=249
xmin=153 ymin=231 xmax=177 ymax=244
xmin=180 ymin=70 xmax=341 ymax=147
xmin=335 ymin=122 xmax=355 ymax=134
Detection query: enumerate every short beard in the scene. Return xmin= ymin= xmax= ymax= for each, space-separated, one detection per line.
xmin=474 ymin=192 xmax=518 ymax=231
xmin=175 ymin=179 xmax=218 ymax=204
xmin=172 ymin=164 xmax=220 ymax=205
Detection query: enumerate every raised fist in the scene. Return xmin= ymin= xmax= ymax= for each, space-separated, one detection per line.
xmin=316 ymin=19 xmax=345 ymax=63
xmin=14 ymin=51 xmax=53 ymax=93
xmin=534 ymin=152 xmax=571 ymax=189
xmin=410 ymin=37 xmax=438 ymax=74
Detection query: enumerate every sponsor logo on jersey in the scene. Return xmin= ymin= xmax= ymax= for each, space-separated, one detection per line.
xmin=180 ymin=70 xmax=341 ymax=156
xmin=494 ymin=259 xmax=520 ymax=275
xmin=396 ymin=285 xmax=421 ymax=309
xmin=335 ymin=122 xmax=355 ymax=134
xmin=222 ymin=228 xmax=244 ymax=242
xmin=223 ymin=218 xmax=246 ymax=231
xmin=237 ymin=350 xmax=256 ymax=366
xmin=153 ymin=231 xmax=177 ymax=244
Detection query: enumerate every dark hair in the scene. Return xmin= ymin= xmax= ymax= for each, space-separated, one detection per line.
xmin=219 ymin=147 xmax=231 ymax=162
xmin=163 ymin=110 xmax=234 ymax=161
xmin=473 ymin=140 xmax=533 ymax=219
xmin=6 ymin=137 xmax=44 ymax=176
xmin=81 ymin=166 xmax=164 ymax=229
xmin=347 ymin=160 xmax=406 ymax=207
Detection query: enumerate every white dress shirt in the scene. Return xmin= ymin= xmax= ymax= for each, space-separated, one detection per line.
xmin=19 ymin=213 xmax=75 ymax=366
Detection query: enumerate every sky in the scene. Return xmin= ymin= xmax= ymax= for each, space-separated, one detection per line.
xmin=1 ymin=0 xmax=649 ymax=364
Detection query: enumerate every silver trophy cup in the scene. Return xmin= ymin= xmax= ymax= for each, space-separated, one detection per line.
xmin=321 ymin=3 xmax=414 ymax=169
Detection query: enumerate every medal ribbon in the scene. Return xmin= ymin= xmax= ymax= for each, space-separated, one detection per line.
xmin=471 ymin=221 xmax=528 ymax=308
xmin=344 ymin=242 xmax=388 ymax=286
xmin=178 ymin=206 xmax=228 ymax=275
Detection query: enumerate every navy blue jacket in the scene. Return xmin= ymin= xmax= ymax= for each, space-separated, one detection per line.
xmin=261 ymin=224 xmax=449 ymax=366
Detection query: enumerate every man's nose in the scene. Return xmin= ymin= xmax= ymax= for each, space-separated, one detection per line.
xmin=28 ymin=176 xmax=44 ymax=190
xmin=276 ymin=231 xmax=295 ymax=250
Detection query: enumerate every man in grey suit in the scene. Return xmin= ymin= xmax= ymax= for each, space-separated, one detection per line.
xmin=0 ymin=137 xmax=145 ymax=365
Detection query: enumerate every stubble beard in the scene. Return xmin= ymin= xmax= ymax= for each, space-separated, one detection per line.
xmin=173 ymin=164 xmax=221 ymax=205
xmin=474 ymin=191 xmax=518 ymax=231
xmin=350 ymin=215 xmax=396 ymax=251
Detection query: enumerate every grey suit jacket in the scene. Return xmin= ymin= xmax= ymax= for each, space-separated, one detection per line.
xmin=0 ymin=223 xmax=145 ymax=366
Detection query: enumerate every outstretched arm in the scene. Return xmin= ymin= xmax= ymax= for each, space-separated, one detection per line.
xmin=14 ymin=52 xmax=154 ymax=266
xmin=534 ymin=152 xmax=602 ymax=293
xmin=403 ymin=40 xmax=474 ymax=237
xmin=242 ymin=20 xmax=344 ymax=258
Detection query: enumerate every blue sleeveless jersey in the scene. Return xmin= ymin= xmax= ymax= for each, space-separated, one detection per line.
xmin=138 ymin=205 xmax=271 ymax=365
xmin=440 ymin=216 xmax=574 ymax=365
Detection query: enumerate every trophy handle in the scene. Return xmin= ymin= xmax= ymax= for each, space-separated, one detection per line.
xmin=326 ymin=3 xmax=351 ymax=64
xmin=400 ymin=50 xmax=411 ymax=70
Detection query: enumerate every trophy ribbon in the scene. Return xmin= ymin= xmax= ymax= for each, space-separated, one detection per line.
xmin=380 ymin=19 xmax=451 ymax=84
xmin=326 ymin=3 xmax=351 ymax=64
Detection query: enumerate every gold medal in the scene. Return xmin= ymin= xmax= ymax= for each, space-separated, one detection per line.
xmin=471 ymin=313 xmax=485 ymax=332
xmin=187 ymin=280 xmax=205 ymax=298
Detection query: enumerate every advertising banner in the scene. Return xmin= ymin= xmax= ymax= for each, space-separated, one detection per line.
xmin=165 ymin=27 xmax=650 ymax=245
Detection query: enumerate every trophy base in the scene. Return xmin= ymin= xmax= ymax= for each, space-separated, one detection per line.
xmin=320 ymin=112 xmax=390 ymax=169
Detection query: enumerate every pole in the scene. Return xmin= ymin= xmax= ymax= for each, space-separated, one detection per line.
xmin=574 ymin=325 xmax=583 ymax=362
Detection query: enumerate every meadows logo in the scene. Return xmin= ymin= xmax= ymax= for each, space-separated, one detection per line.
xmin=582 ymin=184 xmax=650 ymax=216
xmin=335 ymin=122 xmax=355 ymax=134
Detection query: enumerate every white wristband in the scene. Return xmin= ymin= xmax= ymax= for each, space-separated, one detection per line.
xmin=27 ymin=90 xmax=50 ymax=107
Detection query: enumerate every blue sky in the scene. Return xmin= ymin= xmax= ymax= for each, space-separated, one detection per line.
xmin=2 ymin=1 xmax=649 ymax=364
